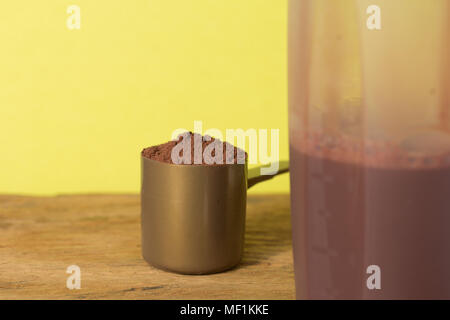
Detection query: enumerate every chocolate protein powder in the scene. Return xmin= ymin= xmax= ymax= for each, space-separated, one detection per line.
xmin=142 ymin=132 xmax=247 ymax=165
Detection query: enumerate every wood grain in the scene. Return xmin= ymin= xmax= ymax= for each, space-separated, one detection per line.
xmin=0 ymin=194 xmax=295 ymax=300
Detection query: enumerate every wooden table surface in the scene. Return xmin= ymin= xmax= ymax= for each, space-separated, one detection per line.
xmin=0 ymin=194 xmax=295 ymax=300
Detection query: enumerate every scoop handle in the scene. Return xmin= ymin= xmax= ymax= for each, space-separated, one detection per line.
xmin=247 ymin=161 xmax=289 ymax=189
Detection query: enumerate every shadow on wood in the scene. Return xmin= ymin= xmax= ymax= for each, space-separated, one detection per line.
xmin=241 ymin=194 xmax=292 ymax=267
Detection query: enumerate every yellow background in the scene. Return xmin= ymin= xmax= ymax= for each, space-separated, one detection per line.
xmin=0 ymin=1 xmax=289 ymax=195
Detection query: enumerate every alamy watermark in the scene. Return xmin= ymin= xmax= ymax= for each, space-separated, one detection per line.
xmin=366 ymin=265 xmax=381 ymax=290
xmin=67 ymin=5 xmax=81 ymax=30
xmin=66 ymin=265 xmax=81 ymax=290
xmin=170 ymin=121 xmax=280 ymax=175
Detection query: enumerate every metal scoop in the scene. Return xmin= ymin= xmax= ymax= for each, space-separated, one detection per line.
xmin=141 ymin=157 xmax=289 ymax=275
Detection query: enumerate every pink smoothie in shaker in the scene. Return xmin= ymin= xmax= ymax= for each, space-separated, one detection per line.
xmin=288 ymin=0 xmax=450 ymax=299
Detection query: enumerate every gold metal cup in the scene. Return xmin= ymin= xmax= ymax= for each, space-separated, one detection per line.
xmin=141 ymin=156 xmax=288 ymax=275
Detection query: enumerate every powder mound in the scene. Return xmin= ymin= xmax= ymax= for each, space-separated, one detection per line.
xmin=142 ymin=132 xmax=248 ymax=165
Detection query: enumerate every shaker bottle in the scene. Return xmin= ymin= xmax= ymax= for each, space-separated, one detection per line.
xmin=289 ymin=0 xmax=450 ymax=299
